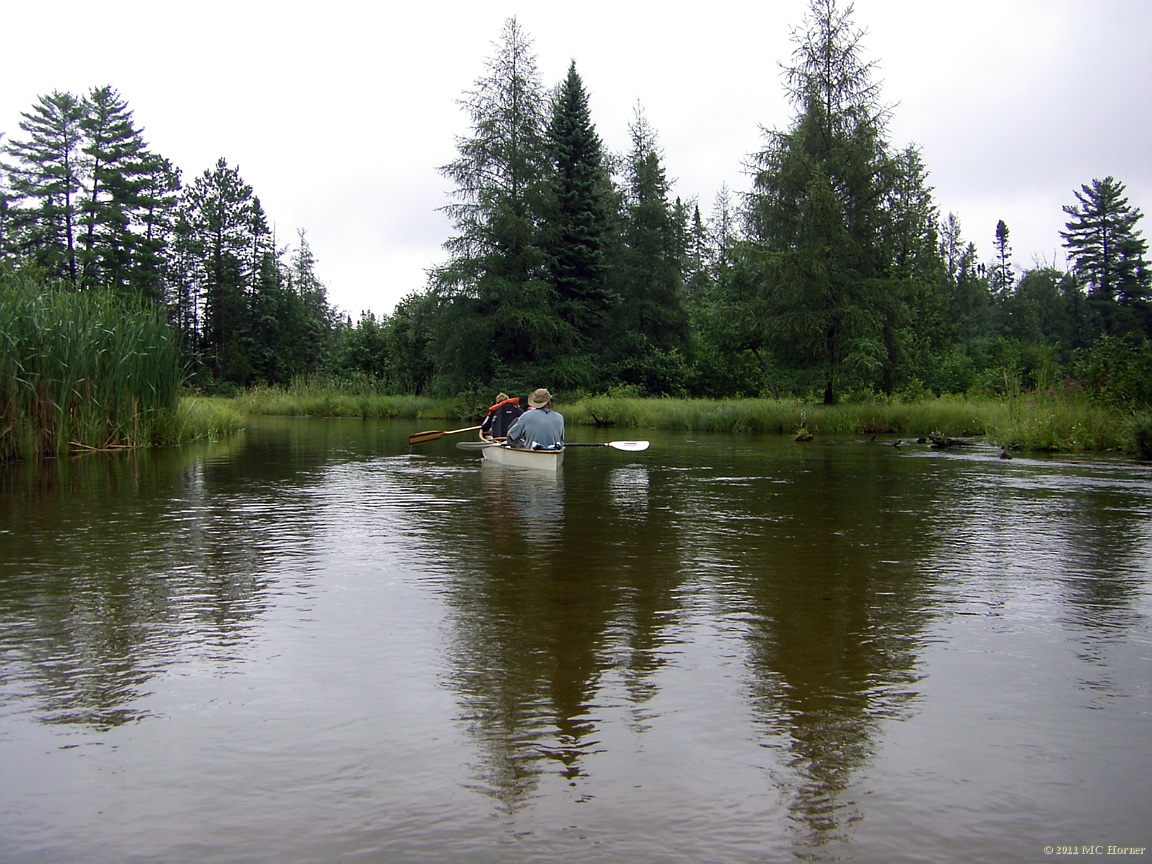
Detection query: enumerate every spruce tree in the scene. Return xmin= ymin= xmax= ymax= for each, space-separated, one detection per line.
xmin=545 ymin=61 xmax=614 ymax=356
xmin=992 ymin=219 xmax=1013 ymax=297
xmin=614 ymin=105 xmax=688 ymax=354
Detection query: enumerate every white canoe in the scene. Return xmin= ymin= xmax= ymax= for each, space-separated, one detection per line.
xmin=481 ymin=444 xmax=564 ymax=471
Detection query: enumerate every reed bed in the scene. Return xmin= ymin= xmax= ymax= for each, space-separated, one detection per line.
xmin=1 ymin=276 xmax=182 ymax=461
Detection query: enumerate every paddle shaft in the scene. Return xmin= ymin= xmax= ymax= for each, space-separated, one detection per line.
xmin=456 ymin=439 xmax=650 ymax=452
xmin=565 ymin=441 xmax=650 ymax=451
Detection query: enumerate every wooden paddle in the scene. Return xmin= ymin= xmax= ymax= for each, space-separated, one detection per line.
xmin=408 ymin=425 xmax=482 ymax=446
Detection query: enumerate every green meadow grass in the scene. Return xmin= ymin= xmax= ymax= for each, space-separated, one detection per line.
xmin=237 ymin=383 xmax=1139 ymax=456
xmin=235 ymin=380 xmax=443 ymax=420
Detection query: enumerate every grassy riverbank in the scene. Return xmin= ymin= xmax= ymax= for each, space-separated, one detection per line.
xmin=236 ymin=381 xmax=1152 ymax=457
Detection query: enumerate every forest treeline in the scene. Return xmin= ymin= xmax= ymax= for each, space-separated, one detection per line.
xmin=2 ymin=0 xmax=1151 ymax=413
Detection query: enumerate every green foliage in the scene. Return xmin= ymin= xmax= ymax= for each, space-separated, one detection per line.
xmin=173 ymin=396 xmax=245 ymax=442
xmin=1126 ymin=413 xmax=1152 ymax=459
xmin=1073 ymin=334 xmax=1152 ymax=409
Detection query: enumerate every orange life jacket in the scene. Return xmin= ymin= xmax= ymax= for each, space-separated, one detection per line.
xmin=486 ymin=396 xmax=521 ymax=416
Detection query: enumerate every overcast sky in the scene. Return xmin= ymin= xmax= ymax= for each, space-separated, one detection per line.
xmin=3 ymin=0 xmax=1150 ymax=317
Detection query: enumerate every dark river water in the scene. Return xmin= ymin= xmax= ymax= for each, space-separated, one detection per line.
xmin=1 ymin=418 xmax=1150 ymax=863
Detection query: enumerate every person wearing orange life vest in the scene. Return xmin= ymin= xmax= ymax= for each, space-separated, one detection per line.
xmin=479 ymin=392 xmax=523 ymax=441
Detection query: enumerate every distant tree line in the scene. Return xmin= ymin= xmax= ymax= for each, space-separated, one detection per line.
xmin=3 ymin=0 xmax=1150 ymax=407
xmin=363 ymin=4 xmax=1152 ymax=404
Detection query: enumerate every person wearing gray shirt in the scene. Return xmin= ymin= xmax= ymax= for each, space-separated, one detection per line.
xmin=505 ymin=388 xmax=564 ymax=449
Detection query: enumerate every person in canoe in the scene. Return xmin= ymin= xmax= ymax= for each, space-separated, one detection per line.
xmin=505 ymin=388 xmax=564 ymax=450
xmin=480 ymin=392 xmax=523 ymax=441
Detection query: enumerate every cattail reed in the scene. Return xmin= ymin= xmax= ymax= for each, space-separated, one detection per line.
xmin=1 ymin=274 xmax=182 ymax=461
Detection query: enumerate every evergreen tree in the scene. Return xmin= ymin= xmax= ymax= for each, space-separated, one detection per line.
xmin=2 ymin=91 xmax=86 ymax=283
xmin=882 ymin=146 xmax=945 ymax=391
xmin=1061 ymin=177 xmax=1150 ymax=335
xmin=744 ymin=0 xmax=896 ymax=403
xmin=991 ymin=219 xmax=1013 ymax=297
xmin=938 ymin=212 xmax=989 ymax=347
xmin=544 ymin=61 xmax=615 ymax=362
xmin=612 ymin=105 xmax=689 ymax=358
xmin=431 ymin=17 xmax=560 ymax=390
xmin=690 ymin=185 xmax=778 ymax=397
xmin=134 ymin=153 xmax=182 ymax=304
xmin=77 ymin=86 xmax=150 ymax=291
xmin=181 ymin=157 xmax=257 ymax=380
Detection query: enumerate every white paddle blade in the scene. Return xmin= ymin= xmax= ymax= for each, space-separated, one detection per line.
xmin=607 ymin=440 xmax=650 ymax=451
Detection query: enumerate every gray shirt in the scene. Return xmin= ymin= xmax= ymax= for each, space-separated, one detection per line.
xmin=505 ymin=407 xmax=564 ymax=449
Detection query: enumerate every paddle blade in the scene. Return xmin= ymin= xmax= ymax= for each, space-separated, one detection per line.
xmin=607 ymin=440 xmax=650 ymax=451
xmin=408 ymin=430 xmax=445 ymax=446
xmin=409 ymin=424 xmax=483 ymax=446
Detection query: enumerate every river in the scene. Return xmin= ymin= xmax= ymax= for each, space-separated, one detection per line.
xmin=1 ymin=417 xmax=1149 ymax=863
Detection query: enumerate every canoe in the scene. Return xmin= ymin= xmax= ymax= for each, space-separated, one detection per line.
xmin=481 ymin=444 xmax=564 ymax=472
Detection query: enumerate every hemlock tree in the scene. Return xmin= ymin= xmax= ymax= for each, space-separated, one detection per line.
xmin=744 ymin=0 xmax=897 ymax=403
xmin=431 ymin=17 xmax=562 ymax=391
xmin=1061 ymin=176 xmax=1150 ymax=334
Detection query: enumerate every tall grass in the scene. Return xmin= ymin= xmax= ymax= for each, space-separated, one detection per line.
xmin=1 ymin=274 xmax=183 ymax=461
xmin=565 ymin=394 xmax=1134 ymax=454
xmin=236 ymin=379 xmax=447 ymax=420
xmin=228 ymin=380 xmax=1142 ymax=457
xmin=565 ymin=395 xmax=997 ymax=437
xmin=173 ymin=396 xmax=245 ymax=443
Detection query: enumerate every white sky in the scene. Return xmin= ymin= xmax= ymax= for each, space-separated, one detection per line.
xmin=3 ymin=0 xmax=1150 ymax=318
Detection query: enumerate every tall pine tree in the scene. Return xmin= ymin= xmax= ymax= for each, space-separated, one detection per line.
xmin=1061 ymin=177 xmax=1150 ymax=337
xmin=78 ymin=86 xmax=150 ymax=291
xmin=2 ymin=91 xmax=86 ymax=283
